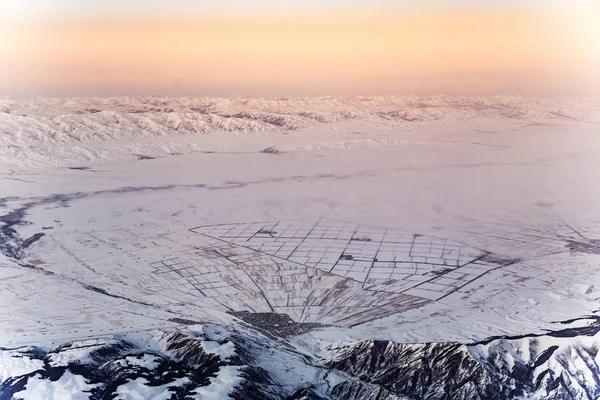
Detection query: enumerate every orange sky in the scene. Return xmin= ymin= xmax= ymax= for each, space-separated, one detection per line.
xmin=1 ymin=4 xmax=599 ymax=96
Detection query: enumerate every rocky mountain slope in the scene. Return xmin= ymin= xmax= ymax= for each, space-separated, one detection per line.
xmin=2 ymin=318 xmax=600 ymax=400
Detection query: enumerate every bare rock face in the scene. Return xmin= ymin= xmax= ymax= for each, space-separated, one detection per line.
xmin=327 ymin=340 xmax=522 ymax=400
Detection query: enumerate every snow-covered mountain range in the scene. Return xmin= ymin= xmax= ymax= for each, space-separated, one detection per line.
xmin=3 ymin=318 xmax=600 ymax=400
xmin=1 ymin=96 xmax=598 ymax=167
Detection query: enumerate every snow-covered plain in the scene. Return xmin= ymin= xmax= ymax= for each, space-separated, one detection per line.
xmin=1 ymin=96 xmax=600 ymax=399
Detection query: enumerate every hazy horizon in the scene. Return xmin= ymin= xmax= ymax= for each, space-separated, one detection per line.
xmin=1 ymin=1 xmax=599 ymax=97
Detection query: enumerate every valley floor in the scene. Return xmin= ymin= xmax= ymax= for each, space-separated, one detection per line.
xmin=1 ymin=96 xmax=600 ymax=399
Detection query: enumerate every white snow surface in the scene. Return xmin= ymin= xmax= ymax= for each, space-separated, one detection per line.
xmin=189 ymin=366 xmax=242 ymax=400
xmin=199 ymin=340 xmax=236 ymax=361
xmin=0 ymin=349 xmax=44 ymax=383
xmin=14 ymin=370 xmax=97 ymax=400
xmin=114 ymin=377 xmax=189 ymax=400
xmin=120 ymin=354 xmax=162 ymax=370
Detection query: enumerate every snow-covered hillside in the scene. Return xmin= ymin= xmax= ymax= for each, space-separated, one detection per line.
xmin=1 ymin=96 xmax=598 ymax=167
